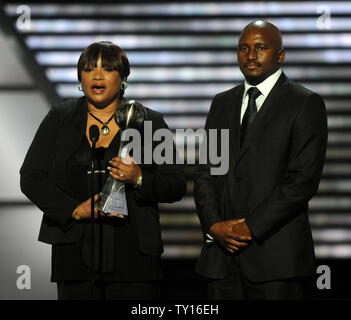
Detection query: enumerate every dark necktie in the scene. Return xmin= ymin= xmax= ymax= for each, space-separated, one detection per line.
xmin=240 ymin=87 xmax=261 ymax=146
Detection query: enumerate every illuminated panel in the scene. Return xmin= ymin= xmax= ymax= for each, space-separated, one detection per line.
xmin=301 ymin=83 xmax=351 ymax=96
xmin=313 ymin=229 xmax=351 ymax=242
xmin=46 ymin=66 xmax=351 ymax=82
xmin=287 ymin=50 xmax=351 ymax=64
xmin=26 ymin=35 xmax=239 ymax=49
xmin=160 ymin=214 xmax=200 ymax=226
xmin=137 ymin=100 xmax=211 ymax=114
xmin=323 ymin=164 xmax=351 ymax=176
xmin=328 ymin=133 xmax=351 ymax=143
xmin=327 ymin=116 xmax=351 ymax=129
xmin=14 ymin=18 xmax=351 ymax=33
xmin=325 ymin=100 xmax=351 ymax=111
xmin=162 ymin=230 xmax=202 ymax=242
xmin=25 ymin=34 xmax=351 ymax=49
xmin=315 ymin=245 xmax=351 ymax=258
xmin=162 ymin=246 xmax=201 ymax=258
xmin=36 ymin=50 xmax=351 ymax=66
xmin=326 ymin=148 xmax=351 ymax=160
xmin=319 ymin=181 xmax=351 ymax=192
xmin=56 ymin=83 xmax=351 ymax=99
xmin=310 ymin=214 xmax=351 ymax=226
xmin=310 ymin=197 xmax=351 ymax=210
xmin=56 ymin=83 xmax=236 ymax=99
xmin=47 ymin=66 xmax=241 ymax=82
xmin=5 ymin=2 xmax=351 ymax=16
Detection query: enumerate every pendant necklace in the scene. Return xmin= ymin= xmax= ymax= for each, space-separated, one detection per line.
xmin=88 ymin=111 xmax=114 ymax=135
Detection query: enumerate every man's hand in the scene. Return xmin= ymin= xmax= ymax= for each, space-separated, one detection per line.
xmin=209 ymin=219 xmax=252 ymax=253
xmin=231 ymin=219 xmax=252 ymax=240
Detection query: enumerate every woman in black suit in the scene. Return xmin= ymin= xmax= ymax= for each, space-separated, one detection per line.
xmin=20 ymin=41 xmax=186 ymax=300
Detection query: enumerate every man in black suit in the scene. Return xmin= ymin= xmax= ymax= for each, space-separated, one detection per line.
xmin=194 ymin=21 xmax=328 ymax=299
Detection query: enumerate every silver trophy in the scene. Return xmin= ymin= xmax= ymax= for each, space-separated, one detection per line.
xmin=98 ymin=100 xmax=147 ymax=216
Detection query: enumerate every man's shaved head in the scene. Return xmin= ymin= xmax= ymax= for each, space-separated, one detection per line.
xmin=241 ymin=20 xmax=283 ymax=51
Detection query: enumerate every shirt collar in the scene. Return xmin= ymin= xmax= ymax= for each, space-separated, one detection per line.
xmin=243 ymin=68 xmax=282 ymax=99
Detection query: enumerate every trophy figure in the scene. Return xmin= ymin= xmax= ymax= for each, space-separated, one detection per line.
xmin=98 ymin=100 xmax=147 ymax=216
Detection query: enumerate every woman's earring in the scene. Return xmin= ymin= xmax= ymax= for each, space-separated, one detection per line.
xmin=121 ymin=82 xmax=128 ymax=90
xmin=78 ymin=84 xmax=83 ymax=91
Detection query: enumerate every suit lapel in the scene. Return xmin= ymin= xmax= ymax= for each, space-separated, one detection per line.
xmin=228 ymin=84 xmax=244 ymax=165
xmin=224 ymin=85 xmax=243 ymax=205
xmin=237 ymin=73 xmax=289 ymax=163
xmin=72 ymin=97 xmax=88 ymax=134
xmin=63 ymin=97 xmax=87 ymax=162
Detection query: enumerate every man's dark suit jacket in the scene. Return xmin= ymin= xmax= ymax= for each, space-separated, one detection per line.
xmin=194 ymin=73 xmax=328 ymax=283
xmin=20 ymin=97 xmax=186 ymax=256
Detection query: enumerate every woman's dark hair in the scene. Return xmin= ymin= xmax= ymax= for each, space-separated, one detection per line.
xmin=77 ymin=41 xmax=130 ymax=96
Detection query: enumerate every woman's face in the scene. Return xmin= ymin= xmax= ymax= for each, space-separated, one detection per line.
xmin=81 ymin=55 xmax=123 ymax=109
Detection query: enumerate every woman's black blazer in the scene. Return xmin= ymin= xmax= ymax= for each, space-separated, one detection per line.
xmin=20 ymin=97 xmax=186 ymax=256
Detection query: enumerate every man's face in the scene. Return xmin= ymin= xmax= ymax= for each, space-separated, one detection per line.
xmin=237 ymin=26 xmax=284 ymax=85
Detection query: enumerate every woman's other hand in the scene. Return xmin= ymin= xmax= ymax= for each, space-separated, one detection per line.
xmin=72 ymin=194 xmax=100 ymax=220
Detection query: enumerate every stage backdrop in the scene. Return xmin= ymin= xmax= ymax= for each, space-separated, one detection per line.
xmin=0 ymin=1 xmax=350 ymax=299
